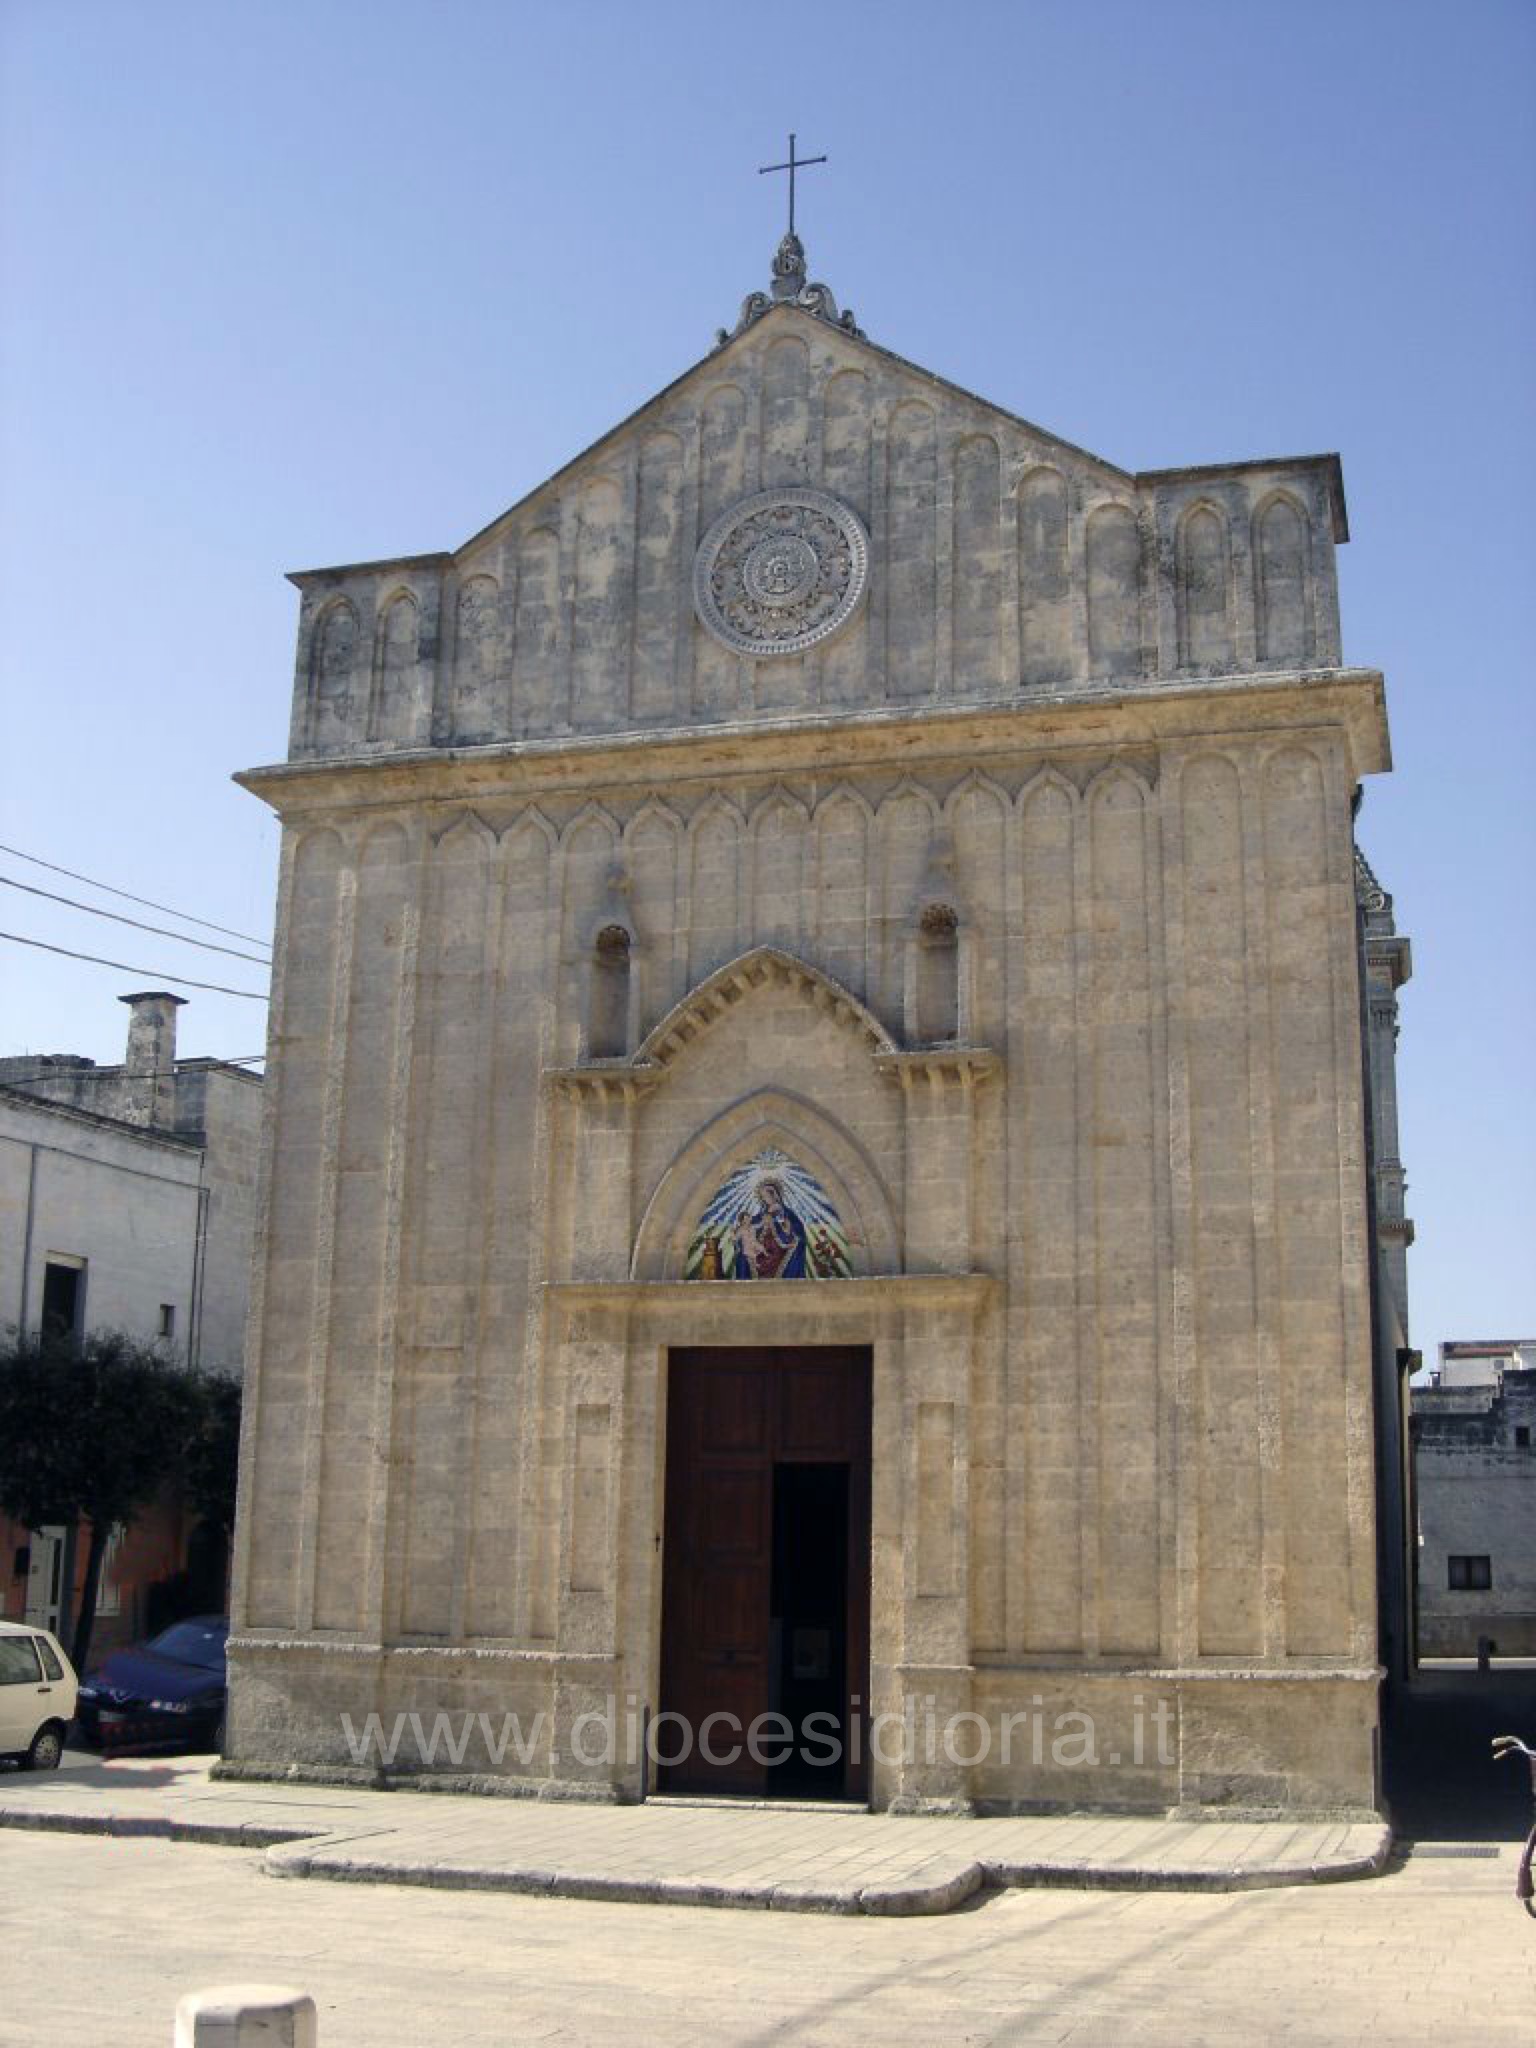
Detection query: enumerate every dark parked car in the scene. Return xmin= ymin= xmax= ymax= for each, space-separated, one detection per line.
xmin=74 ymin=1616 xmax=228 ymax=1754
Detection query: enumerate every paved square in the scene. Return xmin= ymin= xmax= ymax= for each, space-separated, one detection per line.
xmin=1 ymin=1829 xmax=1531 ymax=2046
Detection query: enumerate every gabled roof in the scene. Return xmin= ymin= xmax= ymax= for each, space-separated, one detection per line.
xmin=289 ymin=248 xmax=1346 ymax=585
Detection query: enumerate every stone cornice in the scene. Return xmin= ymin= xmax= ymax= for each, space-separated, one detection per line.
xmin=972 ymin=1658 xmax=1384 ymax=1683
xmin=1365 ymin=935 xmax=1412 ymax=988
xmin=544 ymin=1274 xmax=997 ymax=1313
xmin=237 ymin=667 xmax=1390 ymax=818
xmin=545 ymin=1062 xmax=664 ymax=1104
xmin=873 ymin=1048 xmax=1001 ymax=1088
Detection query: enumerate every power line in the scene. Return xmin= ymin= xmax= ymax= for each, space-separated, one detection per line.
xmin=0 ymin=875 xmax=271 ymax=965
xmin=0 ymin=930 xmax=269 ymax=999
xmin=0 ymin=841 xmax=270 ymax=947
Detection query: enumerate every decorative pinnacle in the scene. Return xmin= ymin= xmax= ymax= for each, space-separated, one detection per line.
xmin=771 ymin=229 xmax=807 ymax=300
xmin=714 ymin=137 xmax=865 ymax=349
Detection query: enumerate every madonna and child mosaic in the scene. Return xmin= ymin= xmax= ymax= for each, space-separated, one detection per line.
xmin=685 ymin=1149 xmax=853 ymax=1281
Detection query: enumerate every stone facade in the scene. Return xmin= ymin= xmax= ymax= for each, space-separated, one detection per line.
xmin=230 ymin=257 xmax=1393 ymax=1815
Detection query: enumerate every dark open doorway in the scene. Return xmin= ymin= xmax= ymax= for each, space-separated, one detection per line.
xmin=771 ymin=1462 xmax=849 ymax=1796
xmin=658 ymin=1346 xmax=871 ymax=1801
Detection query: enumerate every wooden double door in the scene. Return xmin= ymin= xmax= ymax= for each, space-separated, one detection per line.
xmin=658 ymin=1346 xmax=872 ymax=1800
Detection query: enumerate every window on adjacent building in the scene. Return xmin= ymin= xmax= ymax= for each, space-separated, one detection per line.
xmin=1447 ymin=1554 xmax=1493 ymax=1592
xmin=158 ymin=1303 xmax=176 ymax=1341
xmin=40 ymin=1257 xmax=85 ymax=1344
xmin=1516 ymin=1426 xmax=1530 ymax=1449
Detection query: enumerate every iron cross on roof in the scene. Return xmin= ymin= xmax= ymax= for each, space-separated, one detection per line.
xmin=759 ymin=133 xmax=827 ymax=238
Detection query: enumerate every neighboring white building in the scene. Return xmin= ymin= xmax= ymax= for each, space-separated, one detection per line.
xmin=1431 ymin=1340 xmax=1536 ymax=1391
xmin=1413 ymin=1341 xmax=1536 ymax=1657
xmin=0 ymin=992 xmax=262 ymax=1645
xmin=0 ymin=993 xmax=262 ymax=1373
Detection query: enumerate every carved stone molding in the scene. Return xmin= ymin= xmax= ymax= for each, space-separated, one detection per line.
xmin=873 ymin=1047 xmax=1001 ymax=1090
xmin=545 ymin=1062 xmax=662 ymax=1105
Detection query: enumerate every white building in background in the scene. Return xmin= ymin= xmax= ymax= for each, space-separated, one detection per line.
xmin=1430 ymin=1340 xmax=1536 ymax=1390
xmin=0 ymin=992 xmax=262 ymax=1646
xmin=1413 ymin=1341 xmax=1536 ymax=1657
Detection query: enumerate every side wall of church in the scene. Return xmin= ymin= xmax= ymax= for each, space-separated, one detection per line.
xmin=231 ymin=702 xmax=1380 ymax=1811
xmin=284 ymin=319 xmax=1344 ymax=761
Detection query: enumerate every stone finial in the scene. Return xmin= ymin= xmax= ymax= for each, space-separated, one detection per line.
xmin=173 ymin=1985 xmax=318 ymax=2047
xmin=715 ymin=235 xmax=865 ymax=348
xmin=771 ymin=229 xmax=808 ymax=299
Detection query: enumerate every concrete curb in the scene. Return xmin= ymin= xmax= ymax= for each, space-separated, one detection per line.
xmin=0 ymin=1804 xmax=317 ymax=1850
xmin=262 ymin=1841 xmax=985 ymax=1915
xmin=0 ymin=1799 xmax=1394 ymax=1916
xmin=259 ymin=1823 xmax=1393 ymax=1914
xmin=976 ymin=1835 xmax=1395 ymax=1895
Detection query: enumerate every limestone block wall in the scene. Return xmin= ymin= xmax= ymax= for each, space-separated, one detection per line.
xmin=232 ymin=674 xmax=1384 ymax=1809
xmin=284 ymin=311 xmax=1345 ymax=760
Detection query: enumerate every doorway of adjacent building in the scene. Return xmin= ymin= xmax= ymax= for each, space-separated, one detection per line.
xmin=658 ymin=1346 xmax=871 ymax=1801
xmin=24 ymin=1526 xmax=68 ymax=1635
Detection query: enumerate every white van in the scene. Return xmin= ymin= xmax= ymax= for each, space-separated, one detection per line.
xmin=0 ymin=1618 xmax=78 ymax=1769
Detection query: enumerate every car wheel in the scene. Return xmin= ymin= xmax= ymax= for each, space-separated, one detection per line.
xmin=23 ymin=1723 xmax=64 ymax=1772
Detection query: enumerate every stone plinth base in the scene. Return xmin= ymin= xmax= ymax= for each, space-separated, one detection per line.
xmin=174 ymin=1986 xmax=316 ymax=2047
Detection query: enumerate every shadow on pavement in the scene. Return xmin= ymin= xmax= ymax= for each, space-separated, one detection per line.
xmin=1385 ymin=1667 xmax=1536 ymax=1842
xmin=0 ymin=1744 xmax=209 ymax=1792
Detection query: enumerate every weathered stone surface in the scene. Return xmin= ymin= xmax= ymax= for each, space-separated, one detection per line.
xmin=232 ymin=293 xmax=1390 ymax=1817
xmin=281 ymin=305 xmax=1346 ymax=762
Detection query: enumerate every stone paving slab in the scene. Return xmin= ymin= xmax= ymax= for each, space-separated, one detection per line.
xmin=0 ymin=1756 xmax=1391 ymax=1914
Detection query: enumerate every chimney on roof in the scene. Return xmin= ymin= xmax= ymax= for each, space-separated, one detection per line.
xmin=119 ymin=991 xmax=185 ymax=1129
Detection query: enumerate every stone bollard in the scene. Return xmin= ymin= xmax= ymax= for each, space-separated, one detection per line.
xmin=174 ymin=1986 xmax=318 ymax=2047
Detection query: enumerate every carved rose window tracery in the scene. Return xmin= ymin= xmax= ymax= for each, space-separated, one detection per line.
xmin=693 ymin=488 xmax=870 ymax=658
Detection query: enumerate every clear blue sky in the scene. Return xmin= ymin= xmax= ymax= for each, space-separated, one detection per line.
xmin=2 ymin=0 xmax=1531 ymax=1367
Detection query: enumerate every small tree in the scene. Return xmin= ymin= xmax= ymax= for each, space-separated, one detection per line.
xmin=0 ymin=1328 xmax=204 ymax=1671
xmin=184 ymin=1371 xmax=242 ymax=1538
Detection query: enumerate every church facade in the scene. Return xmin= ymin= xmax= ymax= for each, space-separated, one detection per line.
xmin=228 ymin=234 xmax=1392 ymax=1814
